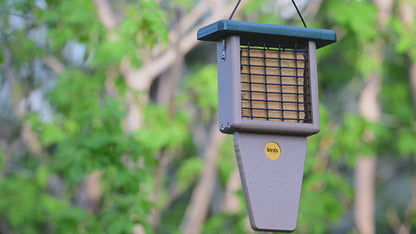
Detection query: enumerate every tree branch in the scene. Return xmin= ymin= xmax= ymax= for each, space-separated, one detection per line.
xmin=44 ymin=56 xmax=65 ymax=74
xmin=125 ymin=1 xmax=250 ymax=93
xmin=180 ymin=117 xmax=225 ymax=234
xmin=93 ymin=0 xmax=118 ymax=30
xmin=223 ymin=168 xmax=241 ymax=213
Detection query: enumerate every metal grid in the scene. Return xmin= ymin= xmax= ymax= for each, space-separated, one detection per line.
xmin=240 ymin=43 xmax=311 ymax=123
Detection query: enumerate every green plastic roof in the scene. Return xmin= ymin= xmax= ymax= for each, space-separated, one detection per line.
xmin=197 ymin=20 xmax=337 ymax=49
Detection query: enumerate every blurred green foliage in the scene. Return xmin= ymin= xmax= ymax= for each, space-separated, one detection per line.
xmin=1 ymin=0 xmax=167 ymax=232
xmin=186 ymin=64 xmax=218 ymax=120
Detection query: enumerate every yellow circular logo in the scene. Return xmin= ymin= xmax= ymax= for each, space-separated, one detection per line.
xmin=265 ymin=142 xmax=281 ymax=160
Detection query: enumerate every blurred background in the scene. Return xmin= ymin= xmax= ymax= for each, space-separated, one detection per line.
xmin=0 ymin=0 xmax=416 ymax=233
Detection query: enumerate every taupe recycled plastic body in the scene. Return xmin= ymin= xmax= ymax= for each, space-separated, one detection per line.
xmin=216 ymin=35 xmax=319 ymax=232
xmin=198 ymin=20 xmax=336 ymax=232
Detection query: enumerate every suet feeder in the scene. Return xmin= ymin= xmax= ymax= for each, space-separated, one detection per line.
xmin=197 ymin=20 xmax=336 ymax=232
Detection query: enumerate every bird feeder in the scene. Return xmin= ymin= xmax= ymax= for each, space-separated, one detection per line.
xmin=197 ymin=20 xmax=336 ymax=232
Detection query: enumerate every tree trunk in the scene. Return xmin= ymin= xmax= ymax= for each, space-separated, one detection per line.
xmin=354 ymin=1 xmax=393 ymax=233
xmin=397 ymin=2 xmax=416 ymax=233
xmin=356 ymin=75 xmax=379 ymax=234
xmin=354 ymin=156 xmax=376 ymax=234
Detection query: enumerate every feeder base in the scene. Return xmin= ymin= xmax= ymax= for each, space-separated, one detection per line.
xmin=234 ymin=132 xmax=306 ymax=232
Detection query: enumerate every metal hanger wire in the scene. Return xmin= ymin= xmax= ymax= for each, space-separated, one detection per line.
xmin=228 ymin=0 xmax=308 ymax=28
xmin=291 ymin=0 xmax=307 ymax=28
xmin=229 ymin=0 xmax=242 ymax=20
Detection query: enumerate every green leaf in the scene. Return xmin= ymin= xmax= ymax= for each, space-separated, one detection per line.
xmin=217 ymin=136 xmax=236 ymax=186
xmin=41 ymin=123 xmax=66 ymax=146
xmin=35 ymin=166 xmax=49 ymax=188
xmin=177 ymin=157 xmax=204 ymax=191
xmin=186 ymin=64 xmax=218 ymax=119
xmin=328 ymin=0 xmax=377 ymax=43
xmin=397 ymin=125 xmax=416 ymax=156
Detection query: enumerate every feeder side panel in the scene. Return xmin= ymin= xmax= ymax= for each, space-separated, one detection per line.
xmin=218 ymin=36 xmax=241 ymax=133
xmin=308 ymin=41 xmax=320 ymax=133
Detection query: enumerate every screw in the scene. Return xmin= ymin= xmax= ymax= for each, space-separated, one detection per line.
xmin=220 ymin=124 xmax=225 ymax=131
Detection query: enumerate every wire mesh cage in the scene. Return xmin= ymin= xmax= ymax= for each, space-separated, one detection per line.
xmin=240 ymin=43 xmax=311 ymax=123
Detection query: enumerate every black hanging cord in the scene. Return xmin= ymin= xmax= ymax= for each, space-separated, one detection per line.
xmin=229 ymin=0 xmax=308 ymax=28
xmin=229 ymin=0 xmax=242 ymax=20
xmin=291 ymin=0 xmax=307 ymax=28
